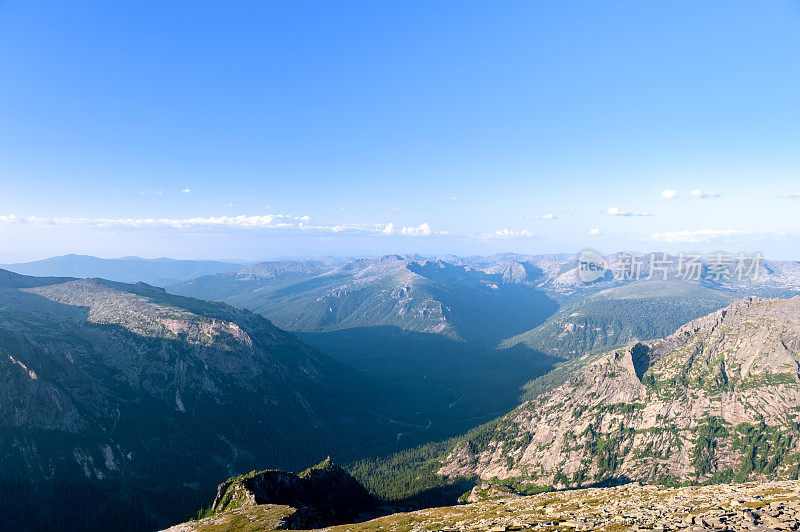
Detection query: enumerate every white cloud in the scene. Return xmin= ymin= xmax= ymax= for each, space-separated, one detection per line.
xmin=650 ymin=228 xmax=781 ymax=244
xmin=108 ymin=215 xmax=292 ymax=229
xmin=781 ymin=193 xmax=800 ymax=200
xmin=589 ymin=228 xmax=601 ymax=235
xmin=0 ymin=213 xmax=446 ymax=239
xmin=400 ymin=223 xmax=432 ymax=236
xmin=378 ymin=222 xmax=432 ymax=237
xmin=691 ymin=189 xmax=720 ymax=199
xmin=471 ymin=228 xmax=535 ymax=239
xmin=0 ymin=213 xmax=338 ymax=232
xmin=451 ymin=196 xmax=460 ymax=201
xmin=181 ymin=188 xmax=191 ymax=193
xmin=496 ymin=228 xmax=532 ymax=237
xmin=523 ymin=210 xmax=574 ymax=220
xmin=661 ymin=189 xmax=678 ymax=199
xmin=603 ymin=207 xmax=653 ymax=217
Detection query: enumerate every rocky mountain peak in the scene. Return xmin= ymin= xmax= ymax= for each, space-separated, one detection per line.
xmin=439 ymin=296 xmax=800 ymax=489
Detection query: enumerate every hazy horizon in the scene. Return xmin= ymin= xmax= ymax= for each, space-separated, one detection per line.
xmin=4 ymin=249 xmax=799 ymax=268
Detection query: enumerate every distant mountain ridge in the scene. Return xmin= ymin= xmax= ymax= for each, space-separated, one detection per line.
xmin=169 ymin=253 xmax=800 ymax=355
xmin=1 ymin=254 xmax=244 ymax=286
xmin=170 ymin=254 xmax=558 ymax=344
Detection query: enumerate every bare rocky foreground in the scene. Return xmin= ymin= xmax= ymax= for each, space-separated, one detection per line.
xmin=168 ymin=480 xmax=800 ymax=531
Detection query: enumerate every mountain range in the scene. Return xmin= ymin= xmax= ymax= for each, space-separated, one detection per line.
xmin=6 ymin=253 xmax=800 ymax=531
xmin=166 ymin=254 xmax=800 ymax=378
xmin=169 ymin=254 xmax=557 ymax=344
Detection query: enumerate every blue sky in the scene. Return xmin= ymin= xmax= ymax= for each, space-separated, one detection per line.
xmin=2 ymin=0 xmax=800 ymax=261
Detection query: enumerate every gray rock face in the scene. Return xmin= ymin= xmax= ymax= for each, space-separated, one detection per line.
xmin=441 ymin=296 xmax=800 ymax=487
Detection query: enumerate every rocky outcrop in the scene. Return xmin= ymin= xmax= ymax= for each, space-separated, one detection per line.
xmin=201 ymin=458 xmax=377 ymax=529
